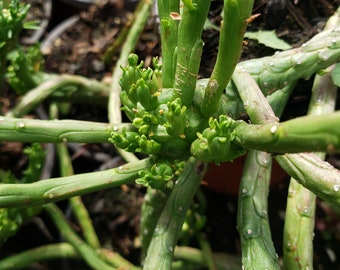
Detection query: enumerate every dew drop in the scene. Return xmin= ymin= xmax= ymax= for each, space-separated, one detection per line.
xmin=333 ymin=185 xmax=340 ymax=192
xmin=247 ymin=229 xmax=253 ymax=235
xmin=242 ymin=188 xmax=248 ymax=194
xmin=270 ymin=125 xmax=277 ymax=134
xmin=113 ymin=126 xmax=119 ymax=131
xmin=17 ymin=122 xmax=25 ymax=128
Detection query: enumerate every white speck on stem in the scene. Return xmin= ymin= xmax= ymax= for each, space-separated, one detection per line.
xmin=17 ymin=122 xmax=25 ymax=128
xmin=242 ymin=188 xmax=248 ymax=194
xmin=113 ymin=126 xmax=119 ymax=131
xmin=270 ymin=125 xmax=277 ymax=134
xmin=333 ymin=185 xmax=340 ymax=192
xmin=247 ymin=229 xmax=253 ymax=235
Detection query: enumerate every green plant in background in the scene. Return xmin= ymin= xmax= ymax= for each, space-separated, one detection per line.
xmin=0 ymin=0 xmax=339 ymax=269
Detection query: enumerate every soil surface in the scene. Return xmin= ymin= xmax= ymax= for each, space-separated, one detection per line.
xmin=1 ymin=0 xmax=340 ymax=269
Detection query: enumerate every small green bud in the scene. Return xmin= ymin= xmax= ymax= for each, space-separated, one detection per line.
xmin=109 ymin=128 xmax=140 ymax=152
xmin=138 ymin=135 xmax=162 ymax=155
xmin=135 ymin=158 xmax=184 ymax=190
xmin=191 ymin=115 xmax=245 ymax=163
xmin=136 ymin=78 xmax=159 ymax=111
xmin=119 ymin=54 xmax=144 ymax=103
xmin=164 ymin=98 xmax=187 ymax=136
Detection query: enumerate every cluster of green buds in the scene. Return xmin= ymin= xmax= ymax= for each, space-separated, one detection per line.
xmin=0 ymin=0 xmax=30 ymax=61
xmin=191 ymin=115 xmax=245 ymax=164
xmin=6 ymin=44 xmax=45 ymax=94
xmin=110 ymin=55 xmax=247 ymax=178
xmin=0 ymin=143 xmax=44 ymax=245
xmin=136 ymin=157 xmax=185 ymax=190
xmin=110 ymin=54 xmax=208 ymax=160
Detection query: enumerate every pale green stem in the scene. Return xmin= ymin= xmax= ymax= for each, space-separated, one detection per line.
xmin=174 ymin=246 xmax=242 ymax=270
xmin=0 ymin=243 xmax=140 ymax=270
xmin=50 ymin=103 xmax=101 ymax=249
xmin=232 ymin=112 xmax=340 ymax=153
xmin=283 ymin=65 xmax=338 ymax=270
xmin=201 ymin=0 xmax=253 ymax=117
xmin=197 ymin=233 xmax=217 ymax=270
xmin=0 ymin=243 xmax=78 ymax=269
xmin=0 ymin=116 xmax=131 ymax=143
xmin=143 ymin=158 xmax=207 ymax=269
xmin=157 ymin=0 xmax=180 ymax=88
xmin=55 ymin=141 xmax=101 ymax=249
xmin=233 ymin=64 xmax=340 ymax=206
xmin=5 ymin=74 xmax=109 ymax=118
xmin=43 ymin=204 xmax=114 ymax=270
xmin=237 ymin=150 xmax=280 ymax=269
xmin=173 ymin=0 xmax=211 ymax=106
xmin=229 ymin=69 xmax=282 ymax=267
xmin=140 ymin=187 xmax=171 ymax=261
xmin=108 ymin=0 xmax=154 ymax=124
xmin=0 ymin=158 xmax=151 ymax=208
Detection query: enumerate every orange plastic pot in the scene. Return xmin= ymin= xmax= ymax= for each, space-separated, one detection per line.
xmin=202 ymin=155 xmax=287 ymax=195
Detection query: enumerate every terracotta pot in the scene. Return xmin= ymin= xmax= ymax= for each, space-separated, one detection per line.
xmin=202 ymin=155 xmax=287 ymax=195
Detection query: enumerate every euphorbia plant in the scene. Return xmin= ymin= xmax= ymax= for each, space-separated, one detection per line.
xmin=0 ymin=0 xmax=339 ymax=269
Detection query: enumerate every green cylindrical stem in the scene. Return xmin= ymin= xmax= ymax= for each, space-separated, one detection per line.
xmin=108 ymin=0 xmax=153 ymax=124
xmin=233 ymin=111 xmax=340 ymax=153
xmin=0 ymin=243 xmax=78 ymax=269
xmin=143 ymin=158 xmax=207 ymax=269
xmin=236 ymin=27 xmax=340 ymax=97
xmin=283 ymin=178 xmax=316 ymax=270
xmin=44 ymin=204 xmax=114 ymax=270
xmin=140 ymin=187 xmax=171 ymax=261
xmin=0 ymin=116 xmax=132 ymax=143
xmin=174 ymin=0 xmax=211 ymax=106
xmin=6 ymin=74 xmax=109 ymax=118
xmin=232 ymin=66 xmax=278 ymax=123
xmin=223 ymin=17 xmax=340 ymax=119
xmin=201 ymin=0 xmax=253 ymax=117
xmin=55 ymin=141 xmax=101 ymax=249
xmin=157 ymin=0 xmax=180 ymax=88
xmin=237 ymin=150 xmax=280 ymax=270
xmin=276 ymin=153 xmax=340 ymax=206
xmin=283 ymin=65 xmax=337 ymax=270
xmin=0 ymin=158 xmax=151 ymax=208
